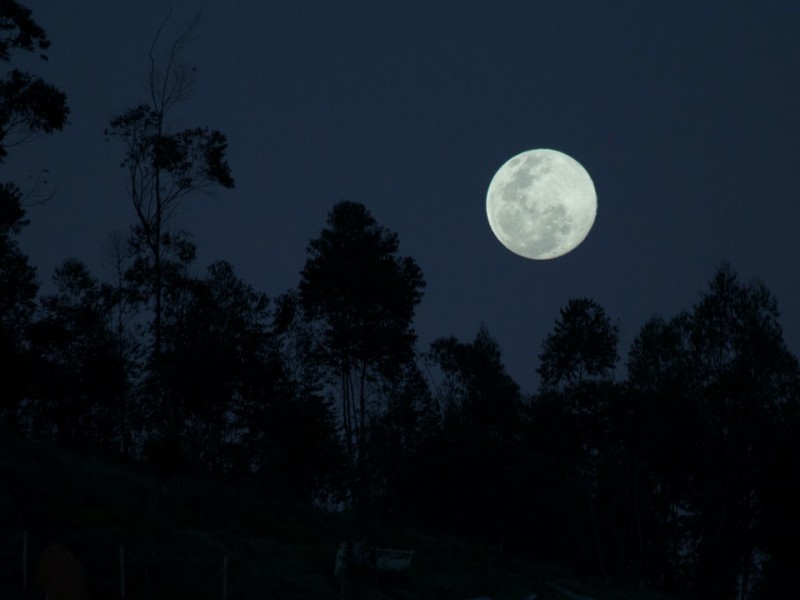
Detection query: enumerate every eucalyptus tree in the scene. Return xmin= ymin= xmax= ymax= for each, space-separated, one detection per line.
xmin=298 ymin=200 xmax=425 ymax=504
xmin=26 ymin=259 xmax=127 ymax=450
xmin=684 ymin=264 xmax=799 ymax=598
xmin=0 ymin=2 xmax=68 ymax=431
xmin=270 ymin=290 xmax=346 ymax=502
xmin=623 ymin=313 xmax=697 ymax=584
xmin=626 ymin=264 xmax=800 ymax=596
xmin=538 ymin=297 xmax=619 ymax=394
xmin=159 ymin=260 xmax=269 ymax=475
xmin=106 ymin=10 xmax=233 ymax=443
xmin=424 ymin=327 xmax=523 ymax=538
xmin=100 ymin=231 xmax=142 ymax=455
xmin=536 ymin=298 xmax=620 ymax=577
xmin=429 ymin=326 xmax=521 ymax=440
xmin=0 ymin=1 xmax=68 ymax=160
xmin=0 ymin=183 xmax=37 ymax=430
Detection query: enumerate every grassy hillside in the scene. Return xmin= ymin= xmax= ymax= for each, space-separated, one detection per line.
xmin=0 ymin=430 xmax=673 ymax=600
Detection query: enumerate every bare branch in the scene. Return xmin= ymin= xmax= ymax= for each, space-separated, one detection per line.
xmin=148 ymin=0 xmax=173 ymax=112
xmin=148 ymin=1 xmax=201 ymax=116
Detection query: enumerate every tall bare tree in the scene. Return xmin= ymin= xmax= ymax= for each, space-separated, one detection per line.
xmin=106 ymin=6 xmax=233 ymax=444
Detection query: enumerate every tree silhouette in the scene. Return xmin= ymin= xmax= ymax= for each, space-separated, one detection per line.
xmin=160 ymin=260 xmax=269 ymax=475
xmin=26 ymin=259 xmax=127 ymax=450
xmin=686 ymin=264 xmax=799 ymax=597
xmin=106 ymin=11 xmax=233 ymax=450
xmin=538 ymin=297 xmax=618 ymax=393
xmin=0 ymin=2 xmax=68 ymax=161
xmin=0 ymin=2 xmax=68 ymax=432
xmin=536 ymin=298 xmax=620 ymax=578
xmin=0 ymin=183 xmax=37 ymax=430
xmin=0 ymin=1 xmax=51 ymax=60
xmin=367 ymin=359 xmax=439 ymax=522
xmin=758 ymin=387 xmax=800 ymax=597
xmin=624 ymin=313 xmax=697 ymax=585
xmin=625 ymin=264 xmax=800 ymax=596
xmin=298 ymin=200 xmax=425 ymax=506
xmin=429 ymin=326 xmax=521 ymax=441
xmin=100 ymin=230 xmax=141 ymax=456
xmin=424 ymin=327 xmax=523 ymax=539
xmin=266 ymin=290 xmax=346 ymax=502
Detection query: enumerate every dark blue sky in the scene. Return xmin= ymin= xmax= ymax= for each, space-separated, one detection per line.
xmin=8 ymin=1 xmax=800 ymax=393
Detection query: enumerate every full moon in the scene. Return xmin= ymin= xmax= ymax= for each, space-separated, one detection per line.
xmin=486 ymin=149 xmax=597 ymax=260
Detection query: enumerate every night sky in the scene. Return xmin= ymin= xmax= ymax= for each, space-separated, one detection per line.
xmin=7 ymin=1 xmax=800 ymax=393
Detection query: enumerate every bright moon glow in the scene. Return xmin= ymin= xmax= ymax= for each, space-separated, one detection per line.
xmin=486 ymin=148 xmax=597 ymax=260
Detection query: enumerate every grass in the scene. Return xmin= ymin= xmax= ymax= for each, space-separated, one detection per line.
xmin=0 ymin=430 xmax=675 ymax=600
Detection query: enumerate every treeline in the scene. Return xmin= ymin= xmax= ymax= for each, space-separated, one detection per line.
xmin=1 ymin=4 xmax=799 ymax=599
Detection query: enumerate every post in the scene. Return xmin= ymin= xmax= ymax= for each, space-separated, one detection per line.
xmin=222 ymin=554 xmax=228 ymax=600
xmin=222 ymin=555 xmax=228 ymax=600
xmin=120 ymin=546 xmax=126 ymax=599
xmin=22 ymin=530 xmax=27 ymax=593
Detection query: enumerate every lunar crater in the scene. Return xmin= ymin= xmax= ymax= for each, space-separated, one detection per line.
xmin=486 ymin=149 xmax=596 ymax=260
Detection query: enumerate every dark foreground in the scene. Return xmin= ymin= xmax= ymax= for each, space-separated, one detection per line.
xmin=0 ymin=431 xmax=673 ymax=600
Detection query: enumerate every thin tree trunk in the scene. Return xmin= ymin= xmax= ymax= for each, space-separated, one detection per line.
xmin=619 ymin=459 xmax=629 ymax=570
xmin=341 ymin=363 xmax=360 ymax=505
xmin=358 ymin=360 xmax=367 ymax=457
xmin=115 ymin=265 xmax=128 ymax=456
xmin=588 ymin=488 xmax=608 ymax=579
xmin=634 ymin=459 xmax=643 ymax=580
xmin=341 ymin=367 xmax=352 ymax=460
